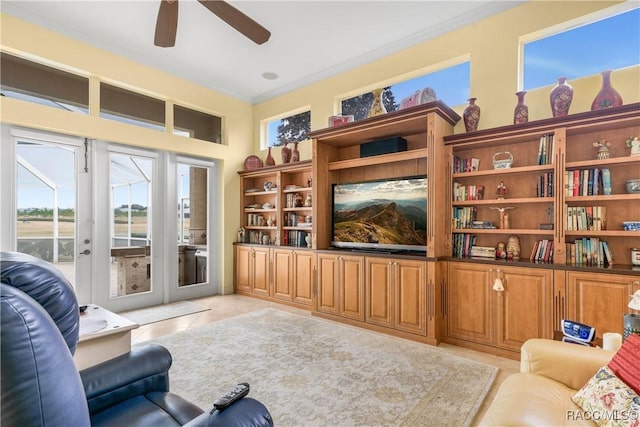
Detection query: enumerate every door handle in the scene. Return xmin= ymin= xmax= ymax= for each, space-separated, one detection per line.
xmin=80 ymin=249 xmax=91 ymax=255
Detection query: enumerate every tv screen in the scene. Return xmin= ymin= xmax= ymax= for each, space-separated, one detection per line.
xmin=331 ymin=176 xmax=428 ymax=252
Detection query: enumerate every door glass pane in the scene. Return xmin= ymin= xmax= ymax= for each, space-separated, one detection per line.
xmin=177 ymin=163 xmax=208 ymax=286
xmin=16 ymin=141 xmax=76 ymax=285
xmin=109 ymin=153 xmax=153 ymax=297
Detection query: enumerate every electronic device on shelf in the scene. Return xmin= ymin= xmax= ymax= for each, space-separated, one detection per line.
xmin=561 ymin=319 xmax=596 ymax=344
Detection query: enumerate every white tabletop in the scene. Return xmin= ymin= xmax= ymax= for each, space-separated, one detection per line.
xmin=78 ymin=304 xmax=138 ymax=342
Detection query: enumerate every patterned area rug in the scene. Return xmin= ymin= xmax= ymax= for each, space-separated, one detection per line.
xmin=118 ymin=301 xmax=209 ymax=325
xmin=147 ymin=308 xmax=497 ymax=426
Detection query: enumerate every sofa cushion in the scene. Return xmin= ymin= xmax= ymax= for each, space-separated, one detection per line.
xmin=572 ymin=366 xmax=640 ymax=427
xmin=607 ymin=334 xmax=640 ymax=394
xmin=480 ymin=372 xmax=595 ymax=426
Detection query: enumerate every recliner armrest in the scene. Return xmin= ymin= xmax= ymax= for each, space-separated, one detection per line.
xmin=520 ymin=338 xmax=615 ymax=390
xmin=80 ymin=343 xmax=173 ymax=415
xmin=183 ymin=398 xmax=273 ymax=427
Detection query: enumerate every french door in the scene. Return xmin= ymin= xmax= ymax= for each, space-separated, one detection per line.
xmin=1 ymin=126 xmax=220 ymax=312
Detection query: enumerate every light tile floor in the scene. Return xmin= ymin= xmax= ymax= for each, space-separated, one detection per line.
xmin=131 ymin=294 xmax=519 ymax=426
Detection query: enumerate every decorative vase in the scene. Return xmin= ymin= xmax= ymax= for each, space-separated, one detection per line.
xmin=463 ymin=98 xmax=480 ymax=132
xmin=591 ymin=70 xmax=623 ymax=110
xmin=368 ymin=88 xmax=387 ymax=118
xmin=281 ymin=142 xmax=291 ymax=163
xmin=513 ymin=91 xmax=528 ymax=124
xmin=550 ymin=77 xmax=573 ymax=117
xmin=291 ymin=142 xmax=300 ymax=162
xmin=623 ymin=313 xmax=640 ymax=340
xmin=265 ymin=147 xmax=275 ymax=166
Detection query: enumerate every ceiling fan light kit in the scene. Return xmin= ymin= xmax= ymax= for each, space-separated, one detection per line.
xmin=154 ymin=0 xmax=271 ymax=48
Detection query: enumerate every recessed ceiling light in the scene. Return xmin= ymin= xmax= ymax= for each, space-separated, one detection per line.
xmin=262 ymin=72 xmax=278 ymax=80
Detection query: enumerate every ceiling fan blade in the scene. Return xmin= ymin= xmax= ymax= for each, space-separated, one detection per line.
xmin=198 ymin=0 xmax=271 ymax=45
xmin=155 ymin=0 xmax=179 ymax=47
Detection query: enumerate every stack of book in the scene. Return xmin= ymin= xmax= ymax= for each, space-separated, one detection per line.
xmin=530 ymin=239 xmax=554 ymax=263
xmin=536 ymin=133 xmax=555 ymax=165
xmin=566 ymin=238 xmax=614 ymax=266
xmin=453 ymin=182 xmax=485 ymax=201
xmin=452 ymin=156 xmax=480 ymax=173
xmin=470 ymin=246 xmax=496 ymax=259
xmin=565 ymin=168 xmax=611 ymax=196
xmin=566 ymin=206 xmax=607 ymax=231
xmin=282 ymin=230 xmax=308 ymax=247
xmin=452 ymin=206 xmax=478 ymax=229
xmin=452 ymin=233 xmax=476 ymax=258
xmin=536 ymin=172 xmax=554 ymax=197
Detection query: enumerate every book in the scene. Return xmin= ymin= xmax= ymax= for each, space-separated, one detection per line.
xmin=601 ymin=168 xmax=612 ymax=195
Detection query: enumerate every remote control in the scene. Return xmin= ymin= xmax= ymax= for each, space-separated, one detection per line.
xmin=212 ymin=383 xmax=250 ymax=411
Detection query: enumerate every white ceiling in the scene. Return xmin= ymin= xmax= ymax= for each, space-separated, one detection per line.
xmin=1 ymin=0 xmax=523 ymax=104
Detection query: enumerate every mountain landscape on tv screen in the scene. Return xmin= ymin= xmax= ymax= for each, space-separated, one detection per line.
xmin=333 ymin=199 xmax=427 ymax=245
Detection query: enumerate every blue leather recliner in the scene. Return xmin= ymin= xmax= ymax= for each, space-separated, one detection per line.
xmin=1 ymin=252 xmax=273 ymax=427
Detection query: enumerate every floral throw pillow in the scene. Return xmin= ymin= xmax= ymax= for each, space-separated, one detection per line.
xmin=572 ymin=366 xmax=640 ymax=427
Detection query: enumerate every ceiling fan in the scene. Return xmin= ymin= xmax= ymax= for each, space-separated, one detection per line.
xmin=154 ymin=0 xmax=271 ymax=47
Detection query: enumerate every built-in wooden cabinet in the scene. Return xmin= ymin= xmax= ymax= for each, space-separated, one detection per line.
xmin=566 ymin=271 xmax=640 ymax=339
xmin=235 ymin=103 xmax=639 ymax=358
xmin=316 ymin=253 xmax=365 ymax=321
xmin=445 ymin=261 xmax=553 ymax=355
xmin=235 ymin=245 xmax=270 ymax=296
xmin=365 ymin=257 xmax=427 ymax=335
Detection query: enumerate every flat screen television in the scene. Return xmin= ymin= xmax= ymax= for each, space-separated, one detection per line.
xmin=331 ymin=176 xmax=428 ymax=253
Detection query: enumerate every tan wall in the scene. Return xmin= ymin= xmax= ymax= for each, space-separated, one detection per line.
xmin=0 ymin=13 xmax=251 ymax=294
xmin=254 ymin=1 xmax=640 ymax=163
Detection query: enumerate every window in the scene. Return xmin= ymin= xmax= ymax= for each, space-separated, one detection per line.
xmin=341 ymin=62 xmax=470 ymax=121
xmin=523 ymin=7 xmax=640 ymax=90
xmin=174 ymin=104 xmax=222 ymax=144
xmin=0 ymin=52 xmax=89 ymax=114
xmin=265 ymin=109 xmax=311 ymax=148
xmin=100 ymin=83 xmax=165 ymax=131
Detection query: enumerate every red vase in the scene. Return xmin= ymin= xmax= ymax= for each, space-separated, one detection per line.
xmin=550 ymin=77 xmax=573 ymax=117
xmin=513 ymin=91 xmax=528 ymax=124
xmin=591 ymin=70 xmax=623 ymax=110
xmin=265 ymin=147 xmax=275 ymax=166
xmin=281 ymin=142 xmax=291 ymax=163
xmin=463 ymin=98 xmax=480 ymax=132
xmin=291 ymin=142 xmax=300 ymax=162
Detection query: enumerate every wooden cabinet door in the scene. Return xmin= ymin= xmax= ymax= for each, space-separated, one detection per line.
xmin=567 ymin=271 xmax=640 ymax=339
xmin=272 ymin=249 xmax=293 ymax=301
xmin=365 ymin=258 xmax=393 ymax=328
xmin=317 ymin=254 xmax=339 ymax=315
xmin=293 ymin=251 xmax=314 ymax=306
xmin=395 ymin=259 xmax=427 ymax=336
xmin=340 ymin=255 xmax=365 ymax=321
xmin=235 ymin=246 xmax=252 ymax=293
xmin=495 ymin=266 xmax=553 ymax=351
xmin=446 ymin=262 xmax=493 ymax=345
xmin=252 ymin=247 xmax=270 ymax=297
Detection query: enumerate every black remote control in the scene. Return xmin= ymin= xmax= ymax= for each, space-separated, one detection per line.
xmin=212 ymin=383 xmax=250 ymax=411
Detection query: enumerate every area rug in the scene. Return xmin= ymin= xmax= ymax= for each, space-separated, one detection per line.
xmin=118 ymin=301 xmax=209 ymax=325
xmin=147 ymin=308 xmax=497 ymax=426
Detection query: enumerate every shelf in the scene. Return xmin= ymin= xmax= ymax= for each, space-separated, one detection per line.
xmin=245 ymin=226 xmax=277 ymax=230
xmin=565 ymin=194 xmax=640 ymax=202
xmin=453 ymin=228 xmax=554 ymax=235
xmin=283 ymin=207 xmax=312 ymax=211
xmin=452 ymin=197 xmax=553 ymax=206
xmin=566 ymin=155 xmax=639 ymax=169
xmin=283 ymin=186 xmax=312 ymax=193
xmin=564 ymin=230 xmax=640 ymax=237
xmin=283 ymin=226 xmax=313 ymax=231
xmin=244 ymin=190 xmax=278 ymax=196
xmin=244 ymin=208 xmax=277 ymax=212
xmin=452 ymin=164 xmax=554 ymax=178
xmin=328 ymin=148 xmax=428 ymax=171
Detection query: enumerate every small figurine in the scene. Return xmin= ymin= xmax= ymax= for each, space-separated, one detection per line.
xmin=489 ymin=206 xmax=515 ymax=229
xmin=237 ymin=227 xmax=245 ymax=243
xmin=496 ymin=242 xmax=507 ymax=259
xmin=626 ymin=136 xmax=640 ymax=156
xmin=506 ymin=235 xmax=521 ymax=260
xmin=593 ymin=138 xmax=611 ymax=159
xmin=304 ymin=194 xmax=312 ymax=207
xmin=496 ymin=181 xmax=508 ymax=199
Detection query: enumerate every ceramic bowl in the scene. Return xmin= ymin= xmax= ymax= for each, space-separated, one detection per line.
xmin=626 ymin=179 xmax=640 ymax=194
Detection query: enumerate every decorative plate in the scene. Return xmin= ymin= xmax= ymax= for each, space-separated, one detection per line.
xmin=244 ymin=155 xmax=263 ymax=171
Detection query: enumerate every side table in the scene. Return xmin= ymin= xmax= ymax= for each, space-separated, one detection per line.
xmin=74 ymin=304 xmax=138 ymax=370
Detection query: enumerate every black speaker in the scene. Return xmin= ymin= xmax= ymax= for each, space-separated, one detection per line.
xmin=360 ymin=137 xmax=407 ymax=158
